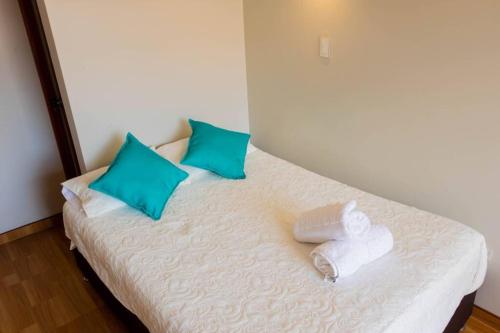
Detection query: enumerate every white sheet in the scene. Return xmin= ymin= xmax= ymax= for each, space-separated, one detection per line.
xmin=63 ymin=149 xmax=487 ymax=333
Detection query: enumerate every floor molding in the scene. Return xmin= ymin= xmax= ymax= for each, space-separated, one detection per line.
xmin=0 ymin=213 xmax=61 ymax=245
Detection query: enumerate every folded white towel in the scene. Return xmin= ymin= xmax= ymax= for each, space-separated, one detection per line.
xmin=293 ymin=200 xmax=371 ymax=243
xmin=310 ymin=224 xmax=393 ymax=281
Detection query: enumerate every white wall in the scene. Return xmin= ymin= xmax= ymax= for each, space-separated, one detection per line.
xmin=0 ymin=0 xmax=64 ymax=233
xmin=38 ymin=0 xmax=249 ymax=171
xmin=244 ymin=0 xmax=500 ymax=314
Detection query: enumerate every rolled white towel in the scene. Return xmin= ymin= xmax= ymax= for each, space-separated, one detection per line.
xmin=310 ymin=224 xmax=393 ymax=281
xmin=293 ymin=200 xmax=371 ymax=243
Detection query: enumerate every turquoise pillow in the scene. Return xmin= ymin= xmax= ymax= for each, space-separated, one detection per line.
xmin=181 ymin=119 xmax=250 ymax=179
xmin=89 ymin=133 xmax=188 ymax=220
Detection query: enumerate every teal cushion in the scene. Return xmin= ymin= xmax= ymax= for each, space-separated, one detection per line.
xmin=89 ymin=133 xmax=188 ymax=220
xmin=181 ymin=119 xmax=250 ymax=179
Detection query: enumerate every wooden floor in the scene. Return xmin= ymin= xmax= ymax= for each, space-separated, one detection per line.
xmin=464 ymin=307 xmax=500 ymax=333
xmin=0 ymin=223 xmax=128 ymax=333
xmin=0 ymin=225 xmax=498 ymax=333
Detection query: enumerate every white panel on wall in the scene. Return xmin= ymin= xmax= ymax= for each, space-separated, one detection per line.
xmin=0 ymin=0 xmax=65 ymax=233
xmin=38 ymin=0 xmax=249 ymax=171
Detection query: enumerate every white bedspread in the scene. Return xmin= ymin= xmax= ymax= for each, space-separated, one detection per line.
xmin=63 ymin=149 xmax=487 ymax=333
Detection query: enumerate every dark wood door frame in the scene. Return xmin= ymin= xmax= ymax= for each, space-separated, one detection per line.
xmin=18 ymin=0 xmax=81 ymax=179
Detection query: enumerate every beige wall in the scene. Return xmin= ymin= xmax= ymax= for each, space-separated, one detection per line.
xmin=0 ymin=0 xmax=64 ymax=233
xmin=38 ymin=0 xmax=249 ymax=171
xmin=244 ymin=0 xmax=500 ymax=314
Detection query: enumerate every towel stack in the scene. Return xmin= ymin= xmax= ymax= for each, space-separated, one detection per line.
xmin=293 ymin=200 xmax=393 ymax=281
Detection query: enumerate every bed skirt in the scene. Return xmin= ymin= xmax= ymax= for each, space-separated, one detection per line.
xmin=73 ymin=249 xmax=476 ymax=333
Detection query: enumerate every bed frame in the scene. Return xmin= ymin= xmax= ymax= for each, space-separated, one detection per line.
xmin=73 ymin=249 xmax=476 ymax=333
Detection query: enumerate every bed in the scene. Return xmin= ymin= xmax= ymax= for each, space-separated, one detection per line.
xmin=63 ymin=148 xmax=487 ymax=333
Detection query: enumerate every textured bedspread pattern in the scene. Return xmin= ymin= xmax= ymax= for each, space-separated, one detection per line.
xmin=63 ymin=149 xmax=487 ymax=333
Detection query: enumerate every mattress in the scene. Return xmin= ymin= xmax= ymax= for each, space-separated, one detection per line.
xmin=63 ymin=149 xmax=487 ymax=333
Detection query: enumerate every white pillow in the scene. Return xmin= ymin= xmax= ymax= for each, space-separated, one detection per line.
xmin=155 ymin=137 xmax=258 ymax=159
xmin=155 ymin=138 xmax=207 ymax=185
xmin=247 ymin=142 xmax=258 ymax=154
xmin=155 ymin=137 xmax=257 ymax=183
xmin=61 ymin=166 xmax=127 ymax=218
xmin=62 ymin=138 xmax=258 ymax=218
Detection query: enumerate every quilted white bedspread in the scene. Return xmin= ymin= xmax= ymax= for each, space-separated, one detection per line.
xmin=63 ymin=149 xmax=487 ymax=333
